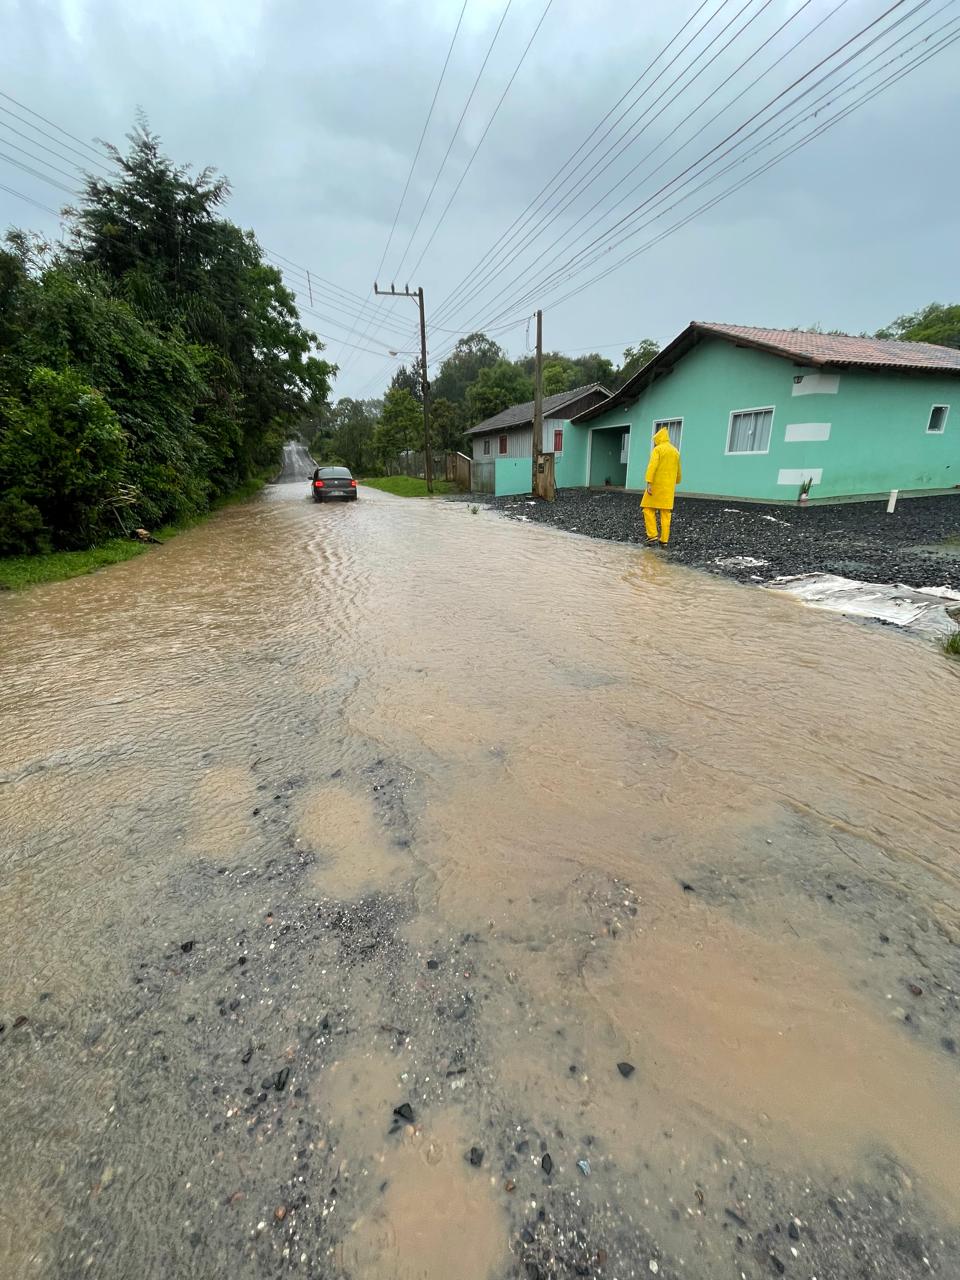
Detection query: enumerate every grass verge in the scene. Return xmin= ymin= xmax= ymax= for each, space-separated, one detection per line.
xmin=0 ymin=471 xmax=271 ymax=593
xmin=941 ymin=630 xmax=960 ymax=657
xmin=360 ymin=475 xmax=458 ymax=497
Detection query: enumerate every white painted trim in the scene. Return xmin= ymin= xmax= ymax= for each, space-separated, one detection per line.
xmin=725 ymin=405 xmax=774 ymax=456
xmin=791 ymin=372 xmax=839 ymax=396
xmin=926 ymin=403 xmax=949 ymax=434
xmin=785 ymin=421 xmax=831 ymax=442
xmin=778 ymin=467 xmax=823 ymax=486
xmin=652 ymin=416 xmax=683 ymax=448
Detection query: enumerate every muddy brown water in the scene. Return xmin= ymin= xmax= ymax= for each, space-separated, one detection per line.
xmin=2 ymin=462 xmax=959 ymax=1279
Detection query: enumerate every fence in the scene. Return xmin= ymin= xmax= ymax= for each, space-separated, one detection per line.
xmin=445 ymin=452 xmax=472 ymax=490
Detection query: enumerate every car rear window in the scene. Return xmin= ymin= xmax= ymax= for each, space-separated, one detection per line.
xmin=319 ymin=467 xmax=352 ymax=478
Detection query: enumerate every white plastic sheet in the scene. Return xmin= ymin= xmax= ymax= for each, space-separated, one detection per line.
xmin=767 ymin=573 xmax=960 ymax=636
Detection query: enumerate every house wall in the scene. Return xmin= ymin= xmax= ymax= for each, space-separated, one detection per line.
xmin=589 ymin=428 xmax=628 ymax=487
xmin=577 ymin=338 xmax=959 ymax=501
xmin=471 ymin=426 xmax=533 ymax=461
xmin=554 ymin=419 xmax=589 ymax=488
xmin=495 ymin=457 xmax=532 ymax=496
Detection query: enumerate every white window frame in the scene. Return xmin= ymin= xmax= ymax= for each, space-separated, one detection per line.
xmin=927 ymin=404 xmax=949 ymax=434
xmin=652 ymin=417 xmax=683 ymax=449
xmin=726 ymin=405 xmax=775 ymax=456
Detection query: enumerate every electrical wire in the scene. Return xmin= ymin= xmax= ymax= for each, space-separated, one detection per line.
xmin=499 ymin=15 xmax=960 ymax=324
xmin=404 ymin=0 xmax=555 ymax=278
xmin=437 ymin=0 xmax=933 ymax=343
xmin=0 ymin=149 xmax=78 ymax=196
xmin=433 ymin=0 xmax=810 ymax=330
xmin=0 ymin=180 xmax=63 ymax=217
xmin=0 ymin=91 xmax=110 ymax=162
xmin=426 ymin=0 xmax=723 ymax=328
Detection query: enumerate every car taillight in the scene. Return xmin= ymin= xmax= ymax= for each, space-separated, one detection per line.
xmin=350 ymin=479 xmax=357 ymax=487
xmin=314 ymin=479 xmax=324 ymax=487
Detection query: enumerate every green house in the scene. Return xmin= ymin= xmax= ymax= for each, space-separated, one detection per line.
xmin=566 ymin=324 xmax=960 ymax=503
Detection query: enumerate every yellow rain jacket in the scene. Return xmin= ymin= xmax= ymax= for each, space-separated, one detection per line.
xmin=641 ymin=427 xmax=682 ymax=511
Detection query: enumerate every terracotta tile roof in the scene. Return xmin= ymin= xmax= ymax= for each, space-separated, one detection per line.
xmin=698 ymin=323 xmax=960 ymax=371
xmin=464 ymin=383 xmax=610 ymax=435
xmin=574 ymin=321 xmax=960 ymax=421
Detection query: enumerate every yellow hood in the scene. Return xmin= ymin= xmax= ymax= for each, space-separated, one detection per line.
xmin=653 ymin=427 xmax=671 ymax=446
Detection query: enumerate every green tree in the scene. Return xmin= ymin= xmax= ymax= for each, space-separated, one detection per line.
xmin=390 ymin=358 xmax=423 ymax=402
xmin=617 ymin=339 xmax=661 ymax=382
xmin=876 ymin=302 xmax=960 ymax=349
xmin=465 ymin=360 xmax=533 ymax=426
xmin=0 ymin=366 xmax=126 ymax=552
xmin=434 ymin=332 xmax=504 ymax=405
xmin=541 ymin=359 xmax=577 ymax=396
xmin=373 ymin=388 xmax=422 ymax=468
xmin=428 ymin=396 xmax=462 ymax=452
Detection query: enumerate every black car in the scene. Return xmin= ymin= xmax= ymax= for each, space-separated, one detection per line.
xmin=311 ymin=466 xmax=358 ymax=502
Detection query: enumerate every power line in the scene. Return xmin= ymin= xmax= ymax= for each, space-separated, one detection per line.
xmin=389 ymin=0 xmax=515 ymax=285
xmin=405 ymin=0 xmax=555 ymax=279
xmin=440 ymin=0 xmax=933 ymax=341
xmin=0 ymin=149 xmax=78 ymax=196
xmin=0 ymin=180 xmax=63 ymax=217
xmin=0 ymin=97 xmax=111 ymax=168
xmin=375 ymin=0 xmax=469 ymax=284
xmin=0 ymin=116 xmax=110 ymax=176
xmin=426 ymin=0 xmax=723 ymax=329
xmin=510 ymin=15 xmax=960 ymax=321
xmin=0 ymin=137 xmax=82 ymax=184
xmin=335 ymin=0 xmax=492 ymax=376
xmin=433 ymin=0 xmax=782 ymax=331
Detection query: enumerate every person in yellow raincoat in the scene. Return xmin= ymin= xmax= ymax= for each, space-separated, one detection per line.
xmin=641 ymin=426 xmax=682 ymax=545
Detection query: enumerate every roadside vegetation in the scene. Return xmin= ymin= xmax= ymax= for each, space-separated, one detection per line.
xmin=941 ymin=630 xmax=960 ymax=657
xmin=0 ymin=119 xmax=332 ymax=577
xmin=360 ymin=476 xmax=457 ymax=497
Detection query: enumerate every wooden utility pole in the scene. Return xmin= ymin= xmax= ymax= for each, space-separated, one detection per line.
xmin=531 ymin=309 xmax=555 ymax=500
xmin=532 ymin=308 xmax=543 ymax=495
xmin=374 ymin=283 xmax=432 ymax=493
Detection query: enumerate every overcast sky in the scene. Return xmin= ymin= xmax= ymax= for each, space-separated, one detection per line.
xmin=2 ymin=0 xmax=958 ymax=398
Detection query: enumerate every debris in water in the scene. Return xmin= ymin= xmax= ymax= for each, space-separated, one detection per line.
xmin=467 ymin=1147 xmax=484 ymax=1167
xmin=274 ymin=1067 xmax=290 ymax=1091
xmin=617 ymin=1061 xmax=635 ymax=1078
xmin=504 ymin=1179 xmax=516 ymax=1193
xmin=541 ymin=1153 xmax=553 ymax=1175
xmin=241 ymin=1046 xmax=253 ymax=1065
xmin=788 ymin=1221 xmax=800 ymax=1240
xmin=180 ymin=940 xmax=195 ymax=953
xmin=393 ymin=1102 xmax=415 ymax=1123
xmin=274 ymin=1205 xmax=287 ymax=1221
xmin=907 ymin=983 xmax=923 ymax=997
xmin=577 ymin=1159 xmax=591 ymax=1176
xmin=426 ymin=958 xmax=440 ymax=969
xmin=725 ymin=1208 xmax=748 ymax=1228
xmin=681 ymin=882 xmax=695 ymax=893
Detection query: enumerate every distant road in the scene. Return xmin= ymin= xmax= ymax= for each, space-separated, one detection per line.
xmin=277 ymin=440 xmax=316 ymax=483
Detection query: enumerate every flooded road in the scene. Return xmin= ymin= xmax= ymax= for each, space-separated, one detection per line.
xmin=2 ymin=468 xmax=959 ymax=1280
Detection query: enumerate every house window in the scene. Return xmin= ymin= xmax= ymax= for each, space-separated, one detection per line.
xmin=498 ymin=434 xmax=508 ymax=456
xmin=482 ymin=438 xmax=491 ymax=456
xmin=653 ymin=418 xmax=682 ymax=449
xmin=927 ymin=404 xmax=949 ymax=434
xmin=727 ymin=407 xmax=774 ymax=454
xmin=553 ymin=428 xmax=564 ymax=453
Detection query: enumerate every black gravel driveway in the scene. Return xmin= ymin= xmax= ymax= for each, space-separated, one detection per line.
xmin=478 ymin=489 xmax=960 ymax=590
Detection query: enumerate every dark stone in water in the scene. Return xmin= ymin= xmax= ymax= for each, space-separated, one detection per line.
xmin=393 ymin=1102 xmax=415 ymax=1123
xmin=181 ymin=940 xmax=195 ymax=953
xmin=617 ymin=1061 xmax=635 ymax=1078
xmin=541 ymin=1153 xmax=553 ymax=1175
xmin=426 ymin=959 xmax=440 ymax=970
xmin=241 ymin=1047 xmax=253 ymax=1064
xmin=274 ymin=1067 xmax=291 ymax=1091
xmin=468 ymin=1147 xmax=484 ymax=1167
xmin=788 ymin=1222 xmax=800 ymax=1241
